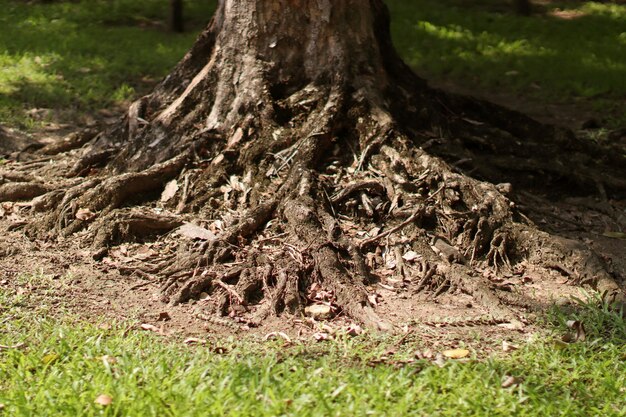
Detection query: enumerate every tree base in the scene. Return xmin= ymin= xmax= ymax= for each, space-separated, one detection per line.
xmin=5 ymin=89 xmax=625 ymax=330
xmin=2 ymin=0 xmax=624 ymax=331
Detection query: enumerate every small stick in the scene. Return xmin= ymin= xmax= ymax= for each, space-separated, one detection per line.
xmin=359 ymin=206 xmax=424 ymax=249
xmin=425 ymin=183 xmax=446 ymax=202
xmin=257 ymin=232 xmax=289 ymax=244
xmin=129 ymin=278 xmax=158 ymax=290
xmin=215 ymin=279 xmax=244 ymax=304
xmin=176 ymin=172 xmax=191 ymax=214
xmin=0 ymin=342 xmax=26 ymax=350
xmin=394 ymin=328 xmax=414 ymax=347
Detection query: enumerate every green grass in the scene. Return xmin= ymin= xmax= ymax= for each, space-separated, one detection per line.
xmin=1 ymin=276 xmax=625 ymax=416
xmin=387 ymin=0 xmax=626 ymax=127
xmin=0 ymin=0 xmax=215 ymax=128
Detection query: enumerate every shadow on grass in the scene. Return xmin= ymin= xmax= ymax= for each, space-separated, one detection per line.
xmin=0 ymin=0 xmax=216 ymax=126
xmin=387 ymin=0 xmax=626 ymax=121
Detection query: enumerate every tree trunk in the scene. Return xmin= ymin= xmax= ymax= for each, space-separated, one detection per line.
xmin=8 ymin=0 xmax=625 ymax=330
xmin=169 ymin=0 xmax=184 ymax=33
xmin=514 ymin=0 xmax=532 ymax=16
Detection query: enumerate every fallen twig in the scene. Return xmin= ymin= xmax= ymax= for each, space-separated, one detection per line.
xmin=0 ymin=342 xmax=26 ymax=351
xmin=215 ymin=279 xmax=245 ymax=304
xmin=359 ymin=205 xmax=424 ymax=249
xmin=129 ymin=278 xmax=158 ymax=290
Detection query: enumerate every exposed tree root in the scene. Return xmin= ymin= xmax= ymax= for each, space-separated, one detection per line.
xmin=0 ymin=182 xmax=49 ymax=202
xmin=91 ymin=208 xmax=185 ymax=251
xmin=36 ymin=127 xmax=100 ymax=156
xmin=5 ymin=112 xmax=625 ymax=330
xmin=2 ymin=0 xmax=624 ymax=332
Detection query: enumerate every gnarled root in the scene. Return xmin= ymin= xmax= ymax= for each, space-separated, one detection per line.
xmin=2 ymin=31 xmax=624 ymax=331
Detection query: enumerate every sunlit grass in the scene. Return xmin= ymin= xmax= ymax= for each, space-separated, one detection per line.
xmin=387 ymin=0 xmax=626 ymax=126
xmin=1 ymin=0 xmax=624 ymax=129
xmin=0 ymin=0 xmax=215 ymax=128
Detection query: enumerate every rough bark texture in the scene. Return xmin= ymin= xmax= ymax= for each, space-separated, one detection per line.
xmin=4 ymin=0 xmax=625 ymax=331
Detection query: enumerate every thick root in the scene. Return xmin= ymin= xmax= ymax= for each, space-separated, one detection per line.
xmin=0 ymin=182 xmax=48 ymax=202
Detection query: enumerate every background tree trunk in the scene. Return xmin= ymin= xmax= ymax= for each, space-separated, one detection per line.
xmin=169 ymin=0 xmax=184 ymax=33
xmin=514 ymin=0 xmax=532 ymax=16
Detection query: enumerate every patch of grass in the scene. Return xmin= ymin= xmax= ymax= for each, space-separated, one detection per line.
xmin=1 ymin=278 xmax=625 ymax=416
xmin=387 ymin=0 xmax=626 ymax=127
xmin=0 ymin=0 xmax=216 ymax=129
xmin=548 ymin=291 xmax=626 ymax=341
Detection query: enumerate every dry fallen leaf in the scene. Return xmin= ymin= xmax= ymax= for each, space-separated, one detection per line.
xmin=183 ymin=337 xmax=207 ymax=346
xmin=133 ymin=246 xmax=156 ymax=260
xmin=175 ymin=222 xmax=216 ymax=241
xmin=367 ymin=293 xmax=379 ymax=306
xmin=228 ymin=127 xmax=244 ymax=149
xmin=502 ymin=341 xmax=519 ymax=352
xmin=346 ymin=324 xmax=363 ymax=337
xmin=263 ymin=332 xmax=292 ymax=343
xmin=415 ymin=349 xmax=434 ymax=360
xmin=304 ymin=304 xmax=333 ymax=320
xmin=497 ymin=321 xmax=525 ymax=331
xmin=566 ymin=320 xmax=586 ymax=342
xmin=442 ymin=348 xmax=470 ymax=359
xmin=94 ymin=394 xmax=113 ymax=406
xmin=75 ymin=208 xmax=96 ymax=221
xmin=433 ymin=354 xmax=447 ymax=367
xmin=402 ymin=250 xmax=419 ymax=262
xmin=100 ymin=355 xmax=118 ymax=365
xmin=313 ymin=332 xmax=332 ymax=341
xmin=160 ymin=179 xmax=179 ymax=202
xmin=369 ymin=226 xmax=381 ymax=237
xmin=140 ymin=323 xmax=159 ymax=332
xmin=501 ymin=375 xmax=521 ymax=388
xmin=41 ymin=353 xmax=60 ymax=365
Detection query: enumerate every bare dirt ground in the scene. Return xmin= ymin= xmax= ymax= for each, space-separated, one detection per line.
xmin=1 ymin=87 xmax=624 ymax=350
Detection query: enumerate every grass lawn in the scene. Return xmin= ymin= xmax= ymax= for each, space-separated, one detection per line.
xmin=0 ymin=0 xmax=215 ymax=128
xmin=388 ymin=0 xmax=626 ymax=127
xmin=1 ymin=275 xmax=625 ymax=416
